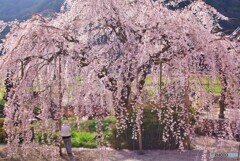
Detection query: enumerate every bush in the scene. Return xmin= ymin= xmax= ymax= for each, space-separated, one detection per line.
xmin=73 ymin=120 xmax=96 ymax=132
xmin=0 ymin=118 xmax=6 ymax=143
xmin=0 ymin=128 xmax=6 ymax=143
xmin=109 ymin=108 xmax=164 ymax=150
xmin=0 ymin=118 xmax=4 ymax=127
xmin=109 ymin=105 xmax=195 ymax=150
xmin=71 ymin=131 xmax=96 ymax=148
xmin=36 ymin=132 xmax=58 ymax=145
xmin=70 ymin=117 xmax=115 ymax=148
xmin=0 ymin=105 xmax=4 ymax=114
xmin=0 ymin=88 xmax=5 ymax=114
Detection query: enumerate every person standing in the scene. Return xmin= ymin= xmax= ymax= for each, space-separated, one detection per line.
xmin=61 ymin=120 xmax=75 ymax=161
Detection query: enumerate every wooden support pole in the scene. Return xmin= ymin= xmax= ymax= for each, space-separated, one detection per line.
xmin=136 ymin=73 xmax=143 ymax=154
xmin=137 ymin=110 xmax=143 ymax=154
xmin=159 ymin=61 xmax=162 ymax=109
xmin=185 ymin=77 xmax=191 ymax=150
xmin=58 ymin=56 xmax=63 ymax=156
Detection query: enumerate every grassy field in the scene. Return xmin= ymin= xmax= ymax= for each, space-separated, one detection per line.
xmin=144 ymin=74 xmax=222 ymax=96
xmin=195 ymin=76 xmax=221 ymax=95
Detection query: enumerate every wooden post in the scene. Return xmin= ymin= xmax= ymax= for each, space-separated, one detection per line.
xmin=137 ymin=108 xmax=143 ymax=154
xmin=216 ymin=56 xmax=227 ymax=119
xmin=58 ymin=56 xmax=63 ymax=156
xmin=219 ymin=76 xmax=227 ymax=119
xmin=159 ymin=61 xmax=162 ymax=109
xmin=136 ymin=73 xmax=143 ymax=154
xmin=185 ymin=77 xmax=191 ymax=150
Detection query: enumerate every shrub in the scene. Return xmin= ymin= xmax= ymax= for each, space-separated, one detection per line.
xmin=0 ymin=118 xmax=6 ymax=143
xmin=72 ymin=120 xmax=96 ymax=132
xmin=36 ymin=132 xmax=58 ymax=145
xmin=109 ymin=108 xmax=163 ymax=150
xmin=0 ymin=128 xmax=6 ymax=143
xmin=0 ymin=88 xmax=5 ymax=114
xmin=71 ymin=131 xmax=96 ymax=148
xmin=70 ymin=118 xmax=116 ymax=148
xmin=109 ymin=105 xmax=196 ymax=150
xmin=72 ymin=117 xmax=116 ymax=132
xmin=0 ymin=118 xmax=4 ymax=127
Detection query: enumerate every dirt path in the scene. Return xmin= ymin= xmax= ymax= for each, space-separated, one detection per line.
xmin=0 ymin=148 xmax=237 ymax=161
xmin=0 ymin=136 xmax=239 ymax=161
xmin=70 ymin=148 xmax=237 ymax=161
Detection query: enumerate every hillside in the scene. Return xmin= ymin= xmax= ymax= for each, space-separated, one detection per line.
xmin=205 ymin=0 xmax=240 ymax=18
xmin=204 ymin=0 xmax=240 ymax=33
xmin=0 ymin=0 xmax=64 ymax=21
xmin=0 ymin=0 xmax=239 ymax=34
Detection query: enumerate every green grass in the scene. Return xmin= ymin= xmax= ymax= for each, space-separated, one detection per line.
xmin=197 ymin=76 xmax=222 ymax=95
xmin=145 ymin=75 xmax=222 ymax=95
xmin=197 ymin=77 xmax=220 ymax=84
xmin=204 ymin=83 xmax=221 ymax=95
xmin=145 ymin=76 xmax=152 ymax=85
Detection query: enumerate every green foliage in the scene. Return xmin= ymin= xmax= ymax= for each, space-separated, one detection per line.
xmin=27 ymin=112 xmax=196 ymax=150
xmin=204 ymin=83 xmax=221 ymax=95
xmin=73 ymin=117 xmax=116 ymax=133
xmin=36 ymin=132 xmax=58 ymax=145
xmin=110 ymin=107 xmax=166 ymax=150
xmin=189 ymin=76 xmax=221 ymax=95
xmin=109 ymin=105 xmax=196 ymax=150
xmin=0 ymin=118 xmax=4 ymax=127
xmin=34 ymin=118 xmax=116 ymax=148
xmin=80 ymin=120 xmax=96 ymax=133
xmin=70 ymin=117 xmax=115 ymax=148
xmin=71 ymin=132 xmax=96 ymax=148
xmin=0 ymin=88 xmax=5 ymax=114
xmin=191 ymin=76 xmax=222 ymax=95
xmin=33 ymin=106 xmax=41 ymax=115
xmin=0 ymin=105 xmax=3 ymax=115
xmin=0 ymin=118 xmax=6 ymax=143
xmin=0 ymin=128 xmax=6 ymax=143
xmin=147 ymin=90 xmax=155 ymax=96
xmin=145 ymin=77 xmax=152 ymax=85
